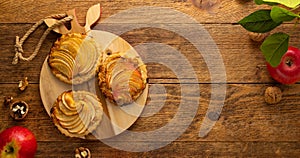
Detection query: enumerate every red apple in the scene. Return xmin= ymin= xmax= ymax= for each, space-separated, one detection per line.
xmin=267 ymin=46 xmax=300 ymax=84
xmin=0 ymin=126 xmax=37 ymax=158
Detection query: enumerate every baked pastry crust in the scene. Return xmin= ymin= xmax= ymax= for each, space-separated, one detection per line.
xmin=51 ymin=90 xmax=103 ymax=138
xmin=98 ymin=53 xmax=147 ymax=106
xmin=48 ymin=33 xmax=101 ymax=84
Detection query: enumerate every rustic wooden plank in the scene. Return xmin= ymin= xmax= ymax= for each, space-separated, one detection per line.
xmin=1 ymin=0 xmax=299 ymax=157
xmin=35 ymin=141 xmax=300 ymax=157
xmin=0 ymin=83 xmax=299 ymax=142
xmin=0 ymin=0 xmax=271 ymax=24
xmin=1 ymin=24 xmax=299 ymax=83
xmin=0 ymin=24 xmax=57 ymax=84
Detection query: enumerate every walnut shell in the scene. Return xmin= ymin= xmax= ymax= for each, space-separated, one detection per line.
xmin=9 ymin=101 xmax=29 ymax=120
xmin=248 ymin=32 xmax=270 ymax=42
xmin=264 ymin=86 xmax=282 ymax=104
xmin=75 ymin=147 xmax=91 ymax=158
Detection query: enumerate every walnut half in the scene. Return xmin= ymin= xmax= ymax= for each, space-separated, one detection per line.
xmin=248 ymin=32 xmax=270 ymax=42
xmin=9 ymin=100 xmax=29 ymax=120
xmin=75 ymin=147 xmax=91 ymax=158
xmin=264 ymin=86 xmax=282 ymax=104
xmin=3 ymin=96 xmax=13 ymax=107
xmin=18 ymin=77 xmax=29 ymax=91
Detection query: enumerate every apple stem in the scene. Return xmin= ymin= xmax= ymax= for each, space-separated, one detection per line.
xmin=286 ymin=59 xmax=293 ymax=67
xmin=5 ymin=146 xmax=14 ymax=154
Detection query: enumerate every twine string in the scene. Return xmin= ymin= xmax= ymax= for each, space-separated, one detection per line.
xmin=13 ymin=14 xmax=73 ymax=64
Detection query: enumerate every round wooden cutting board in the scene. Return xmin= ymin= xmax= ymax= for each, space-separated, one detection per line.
xmin=39 ymin=30 xmax=148 ymax=139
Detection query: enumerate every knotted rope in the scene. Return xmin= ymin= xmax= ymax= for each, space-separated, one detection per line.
xmin=12 ymin=14 xmax=73 ymax=64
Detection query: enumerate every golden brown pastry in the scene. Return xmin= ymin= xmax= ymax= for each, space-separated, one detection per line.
xmin=51 ymin=90 xmax=103 ymax=138
xmin=48 ymin=33 xmax=101 ymax=84
xmin=98 ymin=53 xmax=147 ymax=106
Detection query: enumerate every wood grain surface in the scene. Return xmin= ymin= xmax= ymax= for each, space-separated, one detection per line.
xmin=0 ymin=0 xmax=299 ymax=157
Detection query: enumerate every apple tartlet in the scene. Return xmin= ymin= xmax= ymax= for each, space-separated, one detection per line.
xmin=50 ymin=90 xmax=103 ymax=138
xmin=98 ymin=53 xmax=147 ymax=106
xmin=48 ymin=33 xmax=101 ymax=84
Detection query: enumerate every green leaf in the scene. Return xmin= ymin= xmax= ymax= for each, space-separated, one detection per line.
xmin=254 ymin=0 xmax=277 ymax=5
xmin=271 ymin=6 xmax=299 ymax=22
xmin=238 ymin=10 xmax=282 ymax=33
xmin=263 ymin=0 xmax=300 ymax=8
xmin=260 ymin=32 xmax=290 ymax=67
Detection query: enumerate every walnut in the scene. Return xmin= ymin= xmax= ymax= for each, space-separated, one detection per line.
xmin=248 ymin=32 xmax=270 ymax=42
xmin=75 ymin=147 xmax=91 ymax=158
xmin=264 ymin=86 xmax=282 ymax=104
xmin=3 ymin=96 xmax=13 ymax=107
xmin=9 ymin=101 xmax=29 ymax=120
xmin=18 ymin=77 xmax=29 ymax=91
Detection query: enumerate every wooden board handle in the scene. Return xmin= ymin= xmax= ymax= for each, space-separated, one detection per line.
xmin=85 ymin=3 xmax=101 ymax=32
xmin=44 ymin=4 xmax=101 ymax=34
xmin=66 ymin=9 xmax=85 ymax=34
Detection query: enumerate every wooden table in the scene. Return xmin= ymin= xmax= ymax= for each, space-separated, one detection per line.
xmin=1 ymin=0 xmax=299 ymax=157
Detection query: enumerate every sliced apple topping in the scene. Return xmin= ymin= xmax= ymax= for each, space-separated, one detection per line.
xmin=48 ymin=33 xmax=101 ymax=84
xmin=51 ymin=90 xmax=103 ymax=138
xmin=98 ymin=54 xmax=147 ymax=106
